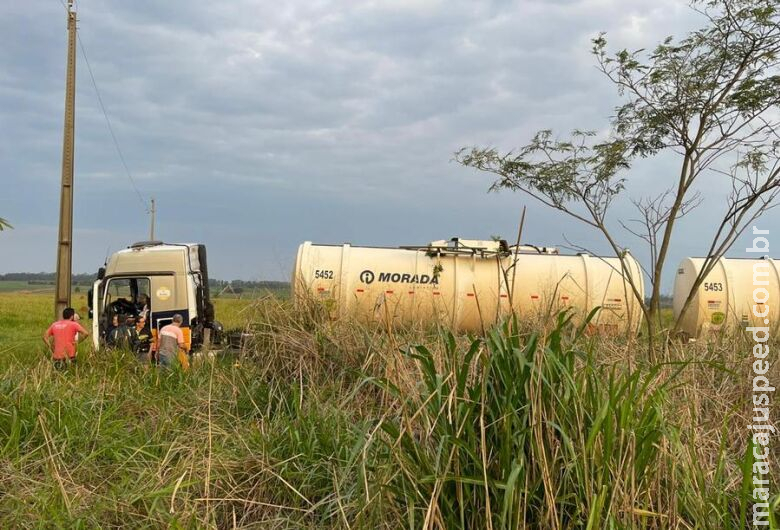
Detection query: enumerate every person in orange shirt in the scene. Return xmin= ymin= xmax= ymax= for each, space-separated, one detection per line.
xmin=43 ymin=307 xmax=90 ymax=369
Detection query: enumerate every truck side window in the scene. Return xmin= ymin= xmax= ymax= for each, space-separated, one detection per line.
xmin=106 ymin=277 xmax=151 ymax=318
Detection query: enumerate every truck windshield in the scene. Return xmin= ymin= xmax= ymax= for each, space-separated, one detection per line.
xmin=105 ymin=277 xmax=151 ymax=318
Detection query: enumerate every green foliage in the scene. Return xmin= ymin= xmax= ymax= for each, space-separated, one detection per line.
xmin=371 ymin=312 xmax=675 ymax=528
xmin=592 ymin=1 xmax=780 ymax=159
xmin=457 ymin=130 xmax=629 ymax=225
xmin=0 ymin=292 xmax=777 ymax=528
xmin=368 ymin=311 xmax=779 ymax=528
xmin=0 ymin=217 xmax=11 ymax=231
xmin=0 ymin=295 xmax=365 ymax=527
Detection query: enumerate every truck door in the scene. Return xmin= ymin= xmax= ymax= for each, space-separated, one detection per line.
xmin=91 ymin=280 xmax=102 ymax=349
xmin=97 ymin=277 xmax=151 ymax=348
xmin=149 ymin=275 xmax=191 ymax=350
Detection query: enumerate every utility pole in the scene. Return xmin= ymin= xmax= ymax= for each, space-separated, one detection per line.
xmin=54 ymin=1 xmax=77 ymax=320
xmin=149 ymin=197 xmax=156 ymax=240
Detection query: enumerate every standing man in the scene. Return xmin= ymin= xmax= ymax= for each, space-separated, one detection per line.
xmin=43 ymin=307 xmax=90 ymax=369
xmin=134 ymin=315 xmax=152 ymax=361
xmin=157 ymin=314 xmax=189 ymax=369
xmin=136 ymin=294 xmax=151 ymax=320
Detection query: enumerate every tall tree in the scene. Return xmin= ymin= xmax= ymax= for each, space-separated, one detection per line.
xmin=457 ymin=0 xmax=780 ymax=343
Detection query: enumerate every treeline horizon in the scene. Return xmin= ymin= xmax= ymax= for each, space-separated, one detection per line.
xmin=0 ymin=272 xmax=290 ymax=289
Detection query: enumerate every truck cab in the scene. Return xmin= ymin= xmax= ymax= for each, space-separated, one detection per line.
xmin=90 ymin=241 xmax=220 ymax=351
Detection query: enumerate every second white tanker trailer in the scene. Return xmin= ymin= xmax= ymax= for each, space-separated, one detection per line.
xmin=292 ymin=237 xmax=644 ymax=334
xmin=673 ymin=256 xmax=780 ymax=338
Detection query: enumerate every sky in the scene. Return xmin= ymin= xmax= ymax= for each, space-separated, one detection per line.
xmin=0 ymin=0 xmax=775 ymax=288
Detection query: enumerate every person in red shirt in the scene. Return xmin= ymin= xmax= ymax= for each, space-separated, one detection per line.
xmin=43 ymin=307 xmax=90 ymax=368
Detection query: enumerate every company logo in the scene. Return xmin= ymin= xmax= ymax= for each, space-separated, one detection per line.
xmin=156 ymin=286 xmax=171 ymax=301
xmin=359 ymin=269 xmax=439 ymax=285
xmin=360 ymin=270 xmax=375 ymax=284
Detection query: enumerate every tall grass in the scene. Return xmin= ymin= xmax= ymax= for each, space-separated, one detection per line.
xmin=0 ymin=293 xmax=777 ymax=528
xmin=367 ymin=311 xmax=777 ymax=529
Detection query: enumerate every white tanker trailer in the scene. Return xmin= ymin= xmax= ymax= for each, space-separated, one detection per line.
xmin=673 ymin=257 xmax=780 ymax=337
xmin=292 ymin=238 xmax=644 ymax=334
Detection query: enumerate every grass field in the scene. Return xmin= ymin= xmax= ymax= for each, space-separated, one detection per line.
xmin=0 ymin=289 xmax=778 ymax=528
xmin=0 ymin=280 xmax=290 ymax=299
xmin=0 ymin=281 xmax=53 ymax=293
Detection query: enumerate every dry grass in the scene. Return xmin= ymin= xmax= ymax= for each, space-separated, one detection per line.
xmin=0 ymin=292 xmax=777 ymax=528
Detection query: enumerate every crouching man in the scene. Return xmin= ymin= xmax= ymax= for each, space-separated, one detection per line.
xmin=44 ymin=307 xmax=90 ymax=369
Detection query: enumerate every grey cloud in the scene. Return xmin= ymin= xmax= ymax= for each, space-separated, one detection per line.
xmin=2 ymin=0 xmax=763 ymax=290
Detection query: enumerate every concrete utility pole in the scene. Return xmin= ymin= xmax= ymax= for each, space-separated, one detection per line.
xmin=149 ymin=197 xmax=156 ymax=240
xmin=54 ymin=1 xmax=77 ymax=320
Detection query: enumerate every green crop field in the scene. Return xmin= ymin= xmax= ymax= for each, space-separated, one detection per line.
xmin=0 ymin=280 xmax=52 ymax=293
xmin=0 ymin=288 xmax=777 ymax=528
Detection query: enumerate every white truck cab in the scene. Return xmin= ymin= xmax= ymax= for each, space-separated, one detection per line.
xmin=90 ymin=241 xmax=220 ymax=351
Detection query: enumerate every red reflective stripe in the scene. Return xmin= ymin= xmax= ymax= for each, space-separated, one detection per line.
xmin=433 ymin=292 xmax=441 ymax=296
xmin=386 ymin=290 xmax=394 ymax=294
xmin=531 ymin=295 xmax=539 ymax=300
xmin=500 ymin=294 xmax=508 ymax=298
xmin=466 ymin=293 xmax=475 ymax=297
xmin=356 ymin=289 xmax=365 ymax=293
xmin=408 ymin=291 xmax=414 ymax=295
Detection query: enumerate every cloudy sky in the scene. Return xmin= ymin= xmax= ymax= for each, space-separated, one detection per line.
xmin=0 ymin=0 xmax=773 ymax=287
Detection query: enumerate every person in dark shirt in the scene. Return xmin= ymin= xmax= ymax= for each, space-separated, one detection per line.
xmin=108 ymin=315 xmax=137 ymax=350
xmin=134 ymin=315 xmax=152 ymax=362
xmin=104 ymin=314 xmax=120 ymax=344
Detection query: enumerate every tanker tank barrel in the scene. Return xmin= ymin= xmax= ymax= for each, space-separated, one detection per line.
xmin=673 ymin=256 xmax=779 ymax=338
xmin=292 ymin=237 xmax=644 ymax=334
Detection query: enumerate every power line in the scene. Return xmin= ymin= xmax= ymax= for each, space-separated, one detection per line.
xmin=78 ymin=33 xmax=150 ymax=212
